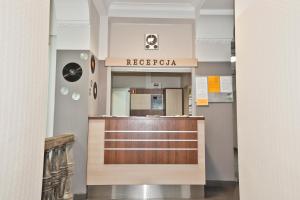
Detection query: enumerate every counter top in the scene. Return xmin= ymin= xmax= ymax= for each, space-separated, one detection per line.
xmin=89 ymin=116 xmax=205 ymax=120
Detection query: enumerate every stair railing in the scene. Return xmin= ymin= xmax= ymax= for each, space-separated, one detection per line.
xmin=42 ymin=134 xmax=75 ymax=200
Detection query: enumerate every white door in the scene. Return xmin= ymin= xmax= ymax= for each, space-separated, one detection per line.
xmin=112 ymin=88 xmax=130 ymax=116
xmin=165 ymin=89 xmax=183 ymax=116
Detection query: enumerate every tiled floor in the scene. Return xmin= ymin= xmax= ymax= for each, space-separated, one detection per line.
xmin=86 ymin=184 xmax=239 ymax=200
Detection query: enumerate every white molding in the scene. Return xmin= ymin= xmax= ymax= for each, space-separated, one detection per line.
xmin=56 ymin=19 xmax=90 ymax=25
xmin=98 ymin=16 xmax=109 ymax=60
xmin=110 ymin=67 xmax=193 ymax=73
xmin=106 ymin=67 xmax=112 ymax=115
xmin=105 ymin=139 xmax=198 ymax=142
xmin=108 ymin=2 xmax=196 ymax=19
xmin=92 ymin=0 xmax=108 ymax=16
xmin=105 ymin=131 xmax=198 ymax=133
xmin=104 ymin=148 xmax=198 ymax=151
xmin=199 ymin=9 xmax=234 ymax=15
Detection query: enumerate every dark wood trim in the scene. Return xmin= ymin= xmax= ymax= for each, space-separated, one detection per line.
xmin=104 ymin=150 xmax=198 ymax=164
xmin=129 ymin=88 xmax=163 ymax=94
xmin=130 ymin=110 xmax=164 ymax=116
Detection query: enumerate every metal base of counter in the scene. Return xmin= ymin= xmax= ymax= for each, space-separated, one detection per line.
xmin=87 ymin=185 xmax=205 ymax=199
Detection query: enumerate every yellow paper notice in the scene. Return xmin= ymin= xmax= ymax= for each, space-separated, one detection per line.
xmin=197 ymin=99 xmax=208 ymax=106
xmin=208 ymin=76 xmax=221 ymax=93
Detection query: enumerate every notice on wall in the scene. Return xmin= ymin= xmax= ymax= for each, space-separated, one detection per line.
xmin=196 ymin=75 xmax=234 ymax=104
xmin=209 ymin=75 xmax=234 ymax=103
xmin=220 ymin=76 xmax=233 ymax=93
xmin=196 ymin=76 xmax=209 ymax=106
xmin=208 ymin=76 xmax=221 ymax=93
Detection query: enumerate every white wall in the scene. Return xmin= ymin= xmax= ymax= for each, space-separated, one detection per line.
xmin=236 ymin=1 xmax=300 ymax=199
xmin=196 ymin=15 xmax=233 ymax=62
xmin=54 ymin=0 xmax=90 ymax=50
xmin=0 ymin=0 xmax=50 ymax=199
xmin=56 ymin=23 xmax=90 ymax=50
xmin=109 ymin=19 xmax=195 ymax=58
xmin=89 ymin=0 xmax=100 ymax=56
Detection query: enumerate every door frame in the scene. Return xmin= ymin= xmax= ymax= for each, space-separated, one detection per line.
xmin=106 ymin=67 xmax=196 ymax=116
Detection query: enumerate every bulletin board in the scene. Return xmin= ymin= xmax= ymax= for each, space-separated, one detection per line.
xmin=196 ymin=76 xmax=234 ymax=106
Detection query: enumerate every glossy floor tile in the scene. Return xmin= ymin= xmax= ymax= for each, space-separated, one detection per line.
xmin=86 ymin=183 xmax=239 ymax=200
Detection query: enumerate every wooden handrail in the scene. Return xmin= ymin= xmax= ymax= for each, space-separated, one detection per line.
xmin=42 ymin=133 xmax=75 ymax=200
xmin=45 ymin=133 xmax=75 ymax=150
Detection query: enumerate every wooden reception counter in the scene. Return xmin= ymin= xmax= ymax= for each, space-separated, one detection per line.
xmin=87 ymin=116 xmax=206 ymax=185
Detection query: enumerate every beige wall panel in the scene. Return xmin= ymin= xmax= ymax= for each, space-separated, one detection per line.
xmin=0 ymin=0 xmax=50 ymax=199
xmin=131 ymin=94 xmax=151 ymax=110
xmin=236 ymin=1 xmax=300 ymax=200
xmin=166 ymin=89 xmax=183 ymax=116
xmin=109 ymin=23 xmax=194 ymax=58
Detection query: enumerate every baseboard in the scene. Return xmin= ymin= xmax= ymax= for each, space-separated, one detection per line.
xmin=206 ymin=180 xmax=238 ymax=187
xmin=74 ymin=193 xmax=87 ymax=200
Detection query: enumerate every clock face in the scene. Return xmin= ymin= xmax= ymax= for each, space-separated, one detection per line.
xmin=145 ymin=34 xmax=159 ymax=50
xmin=62 ymin=63 xmax=83 ymax=82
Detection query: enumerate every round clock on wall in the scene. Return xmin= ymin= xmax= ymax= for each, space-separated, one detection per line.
xmin=62 ymin=63 xmax=83 ymax=82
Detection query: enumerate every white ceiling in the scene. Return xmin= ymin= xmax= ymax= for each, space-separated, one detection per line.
xmin=53 ymin=0 xmax=234 ymax=23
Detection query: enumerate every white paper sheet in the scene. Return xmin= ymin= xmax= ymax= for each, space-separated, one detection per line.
xmin=220 ymin=76 xmax=233 ymax=93
xmin=196 ymin=76 xmax=208 ymax=100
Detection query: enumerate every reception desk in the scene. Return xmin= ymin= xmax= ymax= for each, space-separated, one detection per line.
xmin=87 ymin=116 xmax=205 ymax=185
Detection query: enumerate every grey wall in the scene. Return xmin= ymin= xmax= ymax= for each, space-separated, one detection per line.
xmin=54 ymin=50 xmax=89 ymax=194
xmin=196 ymin=62 xmax=236 ymax=181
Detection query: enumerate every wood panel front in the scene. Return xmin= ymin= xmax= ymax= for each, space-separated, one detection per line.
xmin=104 ymin=117 xmax=199 ymax=164
xmin=87 ymin=118 xmax=206 ymax=185
xmin=104 ymin=150 xmax=198 ymax=164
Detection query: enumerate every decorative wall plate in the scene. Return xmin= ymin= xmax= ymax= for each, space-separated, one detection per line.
xmin=72 ymin=92 xmax=81 ymax=101
xmin=93 ymin=82 xmax=97 ymax=99
xmin=91 ymin=55 xmax=96 ymax=74
xmin=145 ymin=34 xmax=159 ymax=50
xmin=62 ymin=63 xmax=83 ymax=82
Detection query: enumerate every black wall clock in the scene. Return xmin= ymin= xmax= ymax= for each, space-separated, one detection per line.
xmin=93 ymin=82 xmax=97 ymax=99
xmin=91 ymin=55 xmax=95 ymax=74
xmin=62 ymin=63 xmax=83 ymax=82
